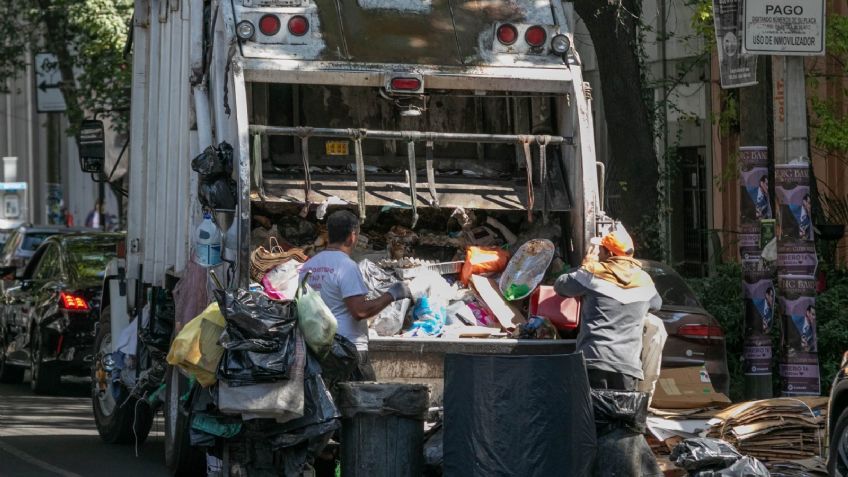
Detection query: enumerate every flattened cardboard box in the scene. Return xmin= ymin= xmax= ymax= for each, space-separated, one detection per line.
xmin=652 ymin=366 xmax=731 ymax=410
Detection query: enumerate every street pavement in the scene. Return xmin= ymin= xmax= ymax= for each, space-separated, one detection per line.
xmin=0 ymin=377 xmax=169 ymax=477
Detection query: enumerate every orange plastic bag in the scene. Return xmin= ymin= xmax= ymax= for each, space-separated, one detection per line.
xmin=460 ymin=246 xmax=510 ymax=285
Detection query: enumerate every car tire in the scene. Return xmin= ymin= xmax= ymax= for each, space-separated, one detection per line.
xmin=830 ymin=407 xmax=848 ymax=476
xmin=91 ymin=307 xmax=153 ymax=445
xmin=30 ymin=327 xmax=60 ymax=394
xmin=0 ymin=332 xmax=23 ymax=383
xmin=164 ymin=366 xmax=205 ymax=476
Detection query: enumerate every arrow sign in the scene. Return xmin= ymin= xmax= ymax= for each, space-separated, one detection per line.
xmin=34 ymin=53 xmax=66 ymax=112
xmin=37 ymin=80 xmax=62 ymax=93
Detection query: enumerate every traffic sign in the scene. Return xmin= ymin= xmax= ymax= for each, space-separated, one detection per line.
xmin=744 ymin=0 xmax=826 ymax=55
xmin=34 ymin=53 xmax=67 ymax=112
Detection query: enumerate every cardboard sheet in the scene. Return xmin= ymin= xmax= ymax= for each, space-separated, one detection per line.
xmin=650 ymin=366 xmax=731 ymax=410
xmin=470 ymin=275 xmax=525 ymax=329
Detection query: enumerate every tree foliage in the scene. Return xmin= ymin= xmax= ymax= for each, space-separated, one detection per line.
xmin=0 ymin=0 xmax=133 ymax=134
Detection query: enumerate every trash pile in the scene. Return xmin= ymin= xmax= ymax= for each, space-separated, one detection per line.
xmin=167 ymin=286 xmax=358 ymax=476
xmin=248 ymin=207 xmax=578 ymax=341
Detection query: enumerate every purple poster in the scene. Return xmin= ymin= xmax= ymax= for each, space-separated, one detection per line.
xmin=775 ymin=164 xmax=818 ymax=275
xmin=739 ymin=147 xmax=771 ymax=223
xmin=743 ymin=267 xmax=774 ymax=376
xmin=777 ymin=275 xmax=819 ymax=395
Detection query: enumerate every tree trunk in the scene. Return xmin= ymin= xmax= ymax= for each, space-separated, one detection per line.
xmin=574 ymin=0 xmax=658 ymax=239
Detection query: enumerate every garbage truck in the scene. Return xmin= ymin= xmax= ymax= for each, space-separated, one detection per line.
xmin=90 ymin=0 xmax=602 ymax=473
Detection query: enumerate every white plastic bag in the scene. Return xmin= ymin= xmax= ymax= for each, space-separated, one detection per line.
xmin=261 ymin=260 xmax=301 ymax=300
xmin=296 ymin=282 xmax=337 ymax=357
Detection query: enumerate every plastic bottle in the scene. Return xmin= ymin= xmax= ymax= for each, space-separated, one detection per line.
xmin=195 ymin=212 xmax=222 ymax=267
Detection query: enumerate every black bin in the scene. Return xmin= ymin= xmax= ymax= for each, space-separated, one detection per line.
xmin=337 ymin=382 xmax=429 ymax=477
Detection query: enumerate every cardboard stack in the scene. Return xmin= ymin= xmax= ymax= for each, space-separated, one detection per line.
xmin=704 ymin=397 xmax=828 ymax=462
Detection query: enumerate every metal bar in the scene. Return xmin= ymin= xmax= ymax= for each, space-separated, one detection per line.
xmin=249 ymin=125 xmax=571 ymax=146
xmin=406 ymin=141 xmax=418 ymax=227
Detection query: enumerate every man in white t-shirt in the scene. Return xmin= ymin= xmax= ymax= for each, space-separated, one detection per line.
xmin=300 ymin=210 xmax=411 ymax=380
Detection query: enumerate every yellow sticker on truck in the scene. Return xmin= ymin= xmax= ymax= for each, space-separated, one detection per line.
xmin=325 ymin=141 xmax=349 ymax=156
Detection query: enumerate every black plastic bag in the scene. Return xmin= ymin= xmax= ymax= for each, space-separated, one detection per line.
xmin=670 ymin=438 xmax=744 ymax=472
xmin=198 ymin=176 xmax=237 ymax=210
xmin=591 ymin=389 xmax=650 ymax=435
xmin=317 ymin=334 xmax=359 ymax=391
xmin=215 ymin=289 xmax=298 ymax=386
xmin=191 ymin=143 xmax=233 ymax=177
xmin=692 ymin=456 xmax=770 ymax=477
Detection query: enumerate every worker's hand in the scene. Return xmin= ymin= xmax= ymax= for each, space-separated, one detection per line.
xmin=387 ymin=282 xmax=413 ymax=301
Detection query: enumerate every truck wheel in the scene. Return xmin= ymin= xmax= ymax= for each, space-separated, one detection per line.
xmin=30 ymin=327 xmax=60 ymax=394
xmin=91 ymin=308 xmax=153 ymax=445
xmin=0 ymin=332 xmax=23 ymax=383
xmin=830 ymin=407 xmax=848 ymax=476
xmin=164 ymin=366 xmax=205 ymax=476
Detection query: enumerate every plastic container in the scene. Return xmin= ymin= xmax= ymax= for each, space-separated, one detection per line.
xmin=498 ymin=239 xmax=555 ymax=300
xmin=529 ymin=286 xmax=580 ymax=330
xmin=195 ymin=212 xmax=222 ymax=267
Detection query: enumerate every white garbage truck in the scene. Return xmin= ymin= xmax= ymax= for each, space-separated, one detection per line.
xmin=90 ymin=0 xmax=602 ymax=473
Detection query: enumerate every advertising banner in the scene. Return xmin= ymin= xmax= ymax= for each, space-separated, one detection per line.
xmin=775 ymin=164 xmax=818 ymax=275
xmin=742 ymin=266 xmax=775 ymax=376
xmin=777 ymin=275 xmax=820 ymax=395
xmin=713 ymin=0 xmax=758 ymax=88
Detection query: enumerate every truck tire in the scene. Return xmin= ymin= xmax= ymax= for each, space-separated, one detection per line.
xmin=30 ymin=326 xmax=60 ymax=394
xmin=830 ymin=406 xmax=848 ymax=477
xmin=91 ymin=308 xmax=153 ymax=445
xmin=0 ymin=331 xmax=23 ymax=383
xmin=164 ymin=366 xmax=205 ymax=476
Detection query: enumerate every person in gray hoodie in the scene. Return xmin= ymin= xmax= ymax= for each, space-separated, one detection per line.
xmin=555 ymin=226 xmax=661 ymax=391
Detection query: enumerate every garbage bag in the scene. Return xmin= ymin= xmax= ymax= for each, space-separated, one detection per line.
xmin=459 ymin=246 xmax=509 ymax=285
xmin=317 ymin=334 xmax=358 ymax=391
xmin=261 ymin=260 xmax=300 ymax=301
xmin=359 ymin=259 xmax=409 ymax=336
xmin=166 ymin=302 xmax=226 ymax=387
xmin=444 ymin=353 xmax=596 ymax=477
xmin=191 ymin=142 xmax=233 ymax=178
xmin=336 ymin=382 xmax=429 ymax=420
xmin=215 ymin=289 xmax=298 ymax=386
xmin=296 ymin=283 xmax=337 ymax=358
xmin=404 ymin=296 xmax=446 ymax=337
xmin=691 ymin=456 xmax=770 ymax=477
xmin=198 ymin=176 xmax=237 ymax=210
xmin=591 ymin=389 xmax=650 ymax=435
xmin=670 ymin=438 xmax=744 ymax=472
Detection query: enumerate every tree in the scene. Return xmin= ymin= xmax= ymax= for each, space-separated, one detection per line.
xmin=574 ymin=0 xmax=660 ymax=252
xmin=0 ymin=0 xmax=133 ymax=134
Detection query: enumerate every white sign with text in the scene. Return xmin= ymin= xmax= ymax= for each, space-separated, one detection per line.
xmin=744 ymin=0 xmax=825 ymax=55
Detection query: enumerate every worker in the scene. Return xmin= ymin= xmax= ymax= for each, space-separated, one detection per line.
xmin=554 ymin=225 xmax=661 ymax=391
xmin=299 ymin=210 xmax=412 ymax=381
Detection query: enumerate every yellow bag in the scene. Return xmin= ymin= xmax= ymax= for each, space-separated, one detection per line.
xmin=166 ymin=302 xmax=226 ymax=387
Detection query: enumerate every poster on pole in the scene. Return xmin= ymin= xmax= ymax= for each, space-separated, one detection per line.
xmin=777 ymin=275 xmax=819 ymax=395
xmin=743 ymin=266 xmax=774 ymax=376
xmin=775 ymin=164 xmax=818 ymax=275
xmin=739 ymin=146 xmax=770 ymax=262
xmin=713 ymin=0 xmax=758 ymax=88
xmin=744 ymin=0 xmax=826 ymax=56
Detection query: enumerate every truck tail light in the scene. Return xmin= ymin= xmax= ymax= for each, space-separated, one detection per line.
xmin=525 ymin=26 xmax=547 ymax=47
xmin=390 ymin=78 xmax=422 ymax=91
xmin=496 ymin=24 xmax=518 ymax=45
xmin=258 ymin=14 xmax=281 ymax=36
xmin=677 ymin=324 xmax=724 ymax=339
xmin=288 ymin=15 xmax=309 ymax=36
xmin=60 ymin=292 xmax=90 ymax=312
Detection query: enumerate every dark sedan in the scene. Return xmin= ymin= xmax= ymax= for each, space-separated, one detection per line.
xmin=642 ymin=260 xmax=730 ymax=395
xmin=0 ymin=233 xmax=123 ymax=394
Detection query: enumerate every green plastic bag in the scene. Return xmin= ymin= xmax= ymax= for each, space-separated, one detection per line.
xmin=296 ymin=276 xmax=337 ymax=358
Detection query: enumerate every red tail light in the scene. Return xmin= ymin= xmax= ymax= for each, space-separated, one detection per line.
xmin=288 ymin=15 xmax=309 ymax=36
xmin=525 ymin=25 xmax=547 ymax=47
xmin=496 ymin=24 xmax=518 ymax=45
xmin=390 ymin=78 xmax=422 ymax=91
xmin=60 ymin=292 xmax=90 ymax=312
xmin=258 ymin=14 xmax=281 ymax=36
xmin=677 ymin=324 xmax=724 ymax=339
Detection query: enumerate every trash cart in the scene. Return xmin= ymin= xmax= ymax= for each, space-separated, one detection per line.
xmin=337 ymin=382 xmax=429 ymax=477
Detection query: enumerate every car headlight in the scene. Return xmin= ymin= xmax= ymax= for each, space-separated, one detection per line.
xmin=551 ymin=34 xmax=571 ymax=55
xmin=236 ymin=21 xmax=255 ymax=41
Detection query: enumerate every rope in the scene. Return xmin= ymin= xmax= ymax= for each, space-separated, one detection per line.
xmin=296 ymin=127 xmax=313 ymax=216
xmin=352 ymin=129 xmax=367 ymax=220
xmin=425 ymin=141 xmax=439 ymax=207
xmin=537 ymin=135 xmax=551 ymax=224
xmin=520 ymin=135 xmax=534 ymax=223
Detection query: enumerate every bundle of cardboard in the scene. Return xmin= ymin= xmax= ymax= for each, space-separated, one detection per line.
xmin=703 ymin=397 xmax=828 ymax=462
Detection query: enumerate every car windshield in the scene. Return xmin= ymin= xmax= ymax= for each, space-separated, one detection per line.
xmin=640 ymin=261 xmax=702 ymax=308
xmin=22 ymin=232 xmax=56 ymax=251
xmin=66 ymin=236 xmax=120 ymax=282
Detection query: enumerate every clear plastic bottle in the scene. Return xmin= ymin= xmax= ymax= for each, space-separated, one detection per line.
xmin=195 ymin=212 xmax=222 ymax=267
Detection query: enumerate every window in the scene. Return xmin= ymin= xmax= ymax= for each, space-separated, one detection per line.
xmin=33 ymin=245 xmax=61 ymax=281
xmin=21 ymin=232 xmax=55 ymax=252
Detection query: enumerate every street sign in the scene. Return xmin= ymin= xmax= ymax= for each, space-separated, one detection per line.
xmin=34 ymin=53 xmax=67 ymax=112
xmin=744 ymin=0 xmax=826 ymax=55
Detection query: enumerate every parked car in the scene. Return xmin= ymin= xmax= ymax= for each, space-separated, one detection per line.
xmin=0 ymin=225 xmax=94 ymax=279
xmin=641 ymin=260 xmax=730 ymax=395
xmin=0 ymin=232 xmax=123 ymax=393
xmin=828 ymin=353 xmax=848 ymax=475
